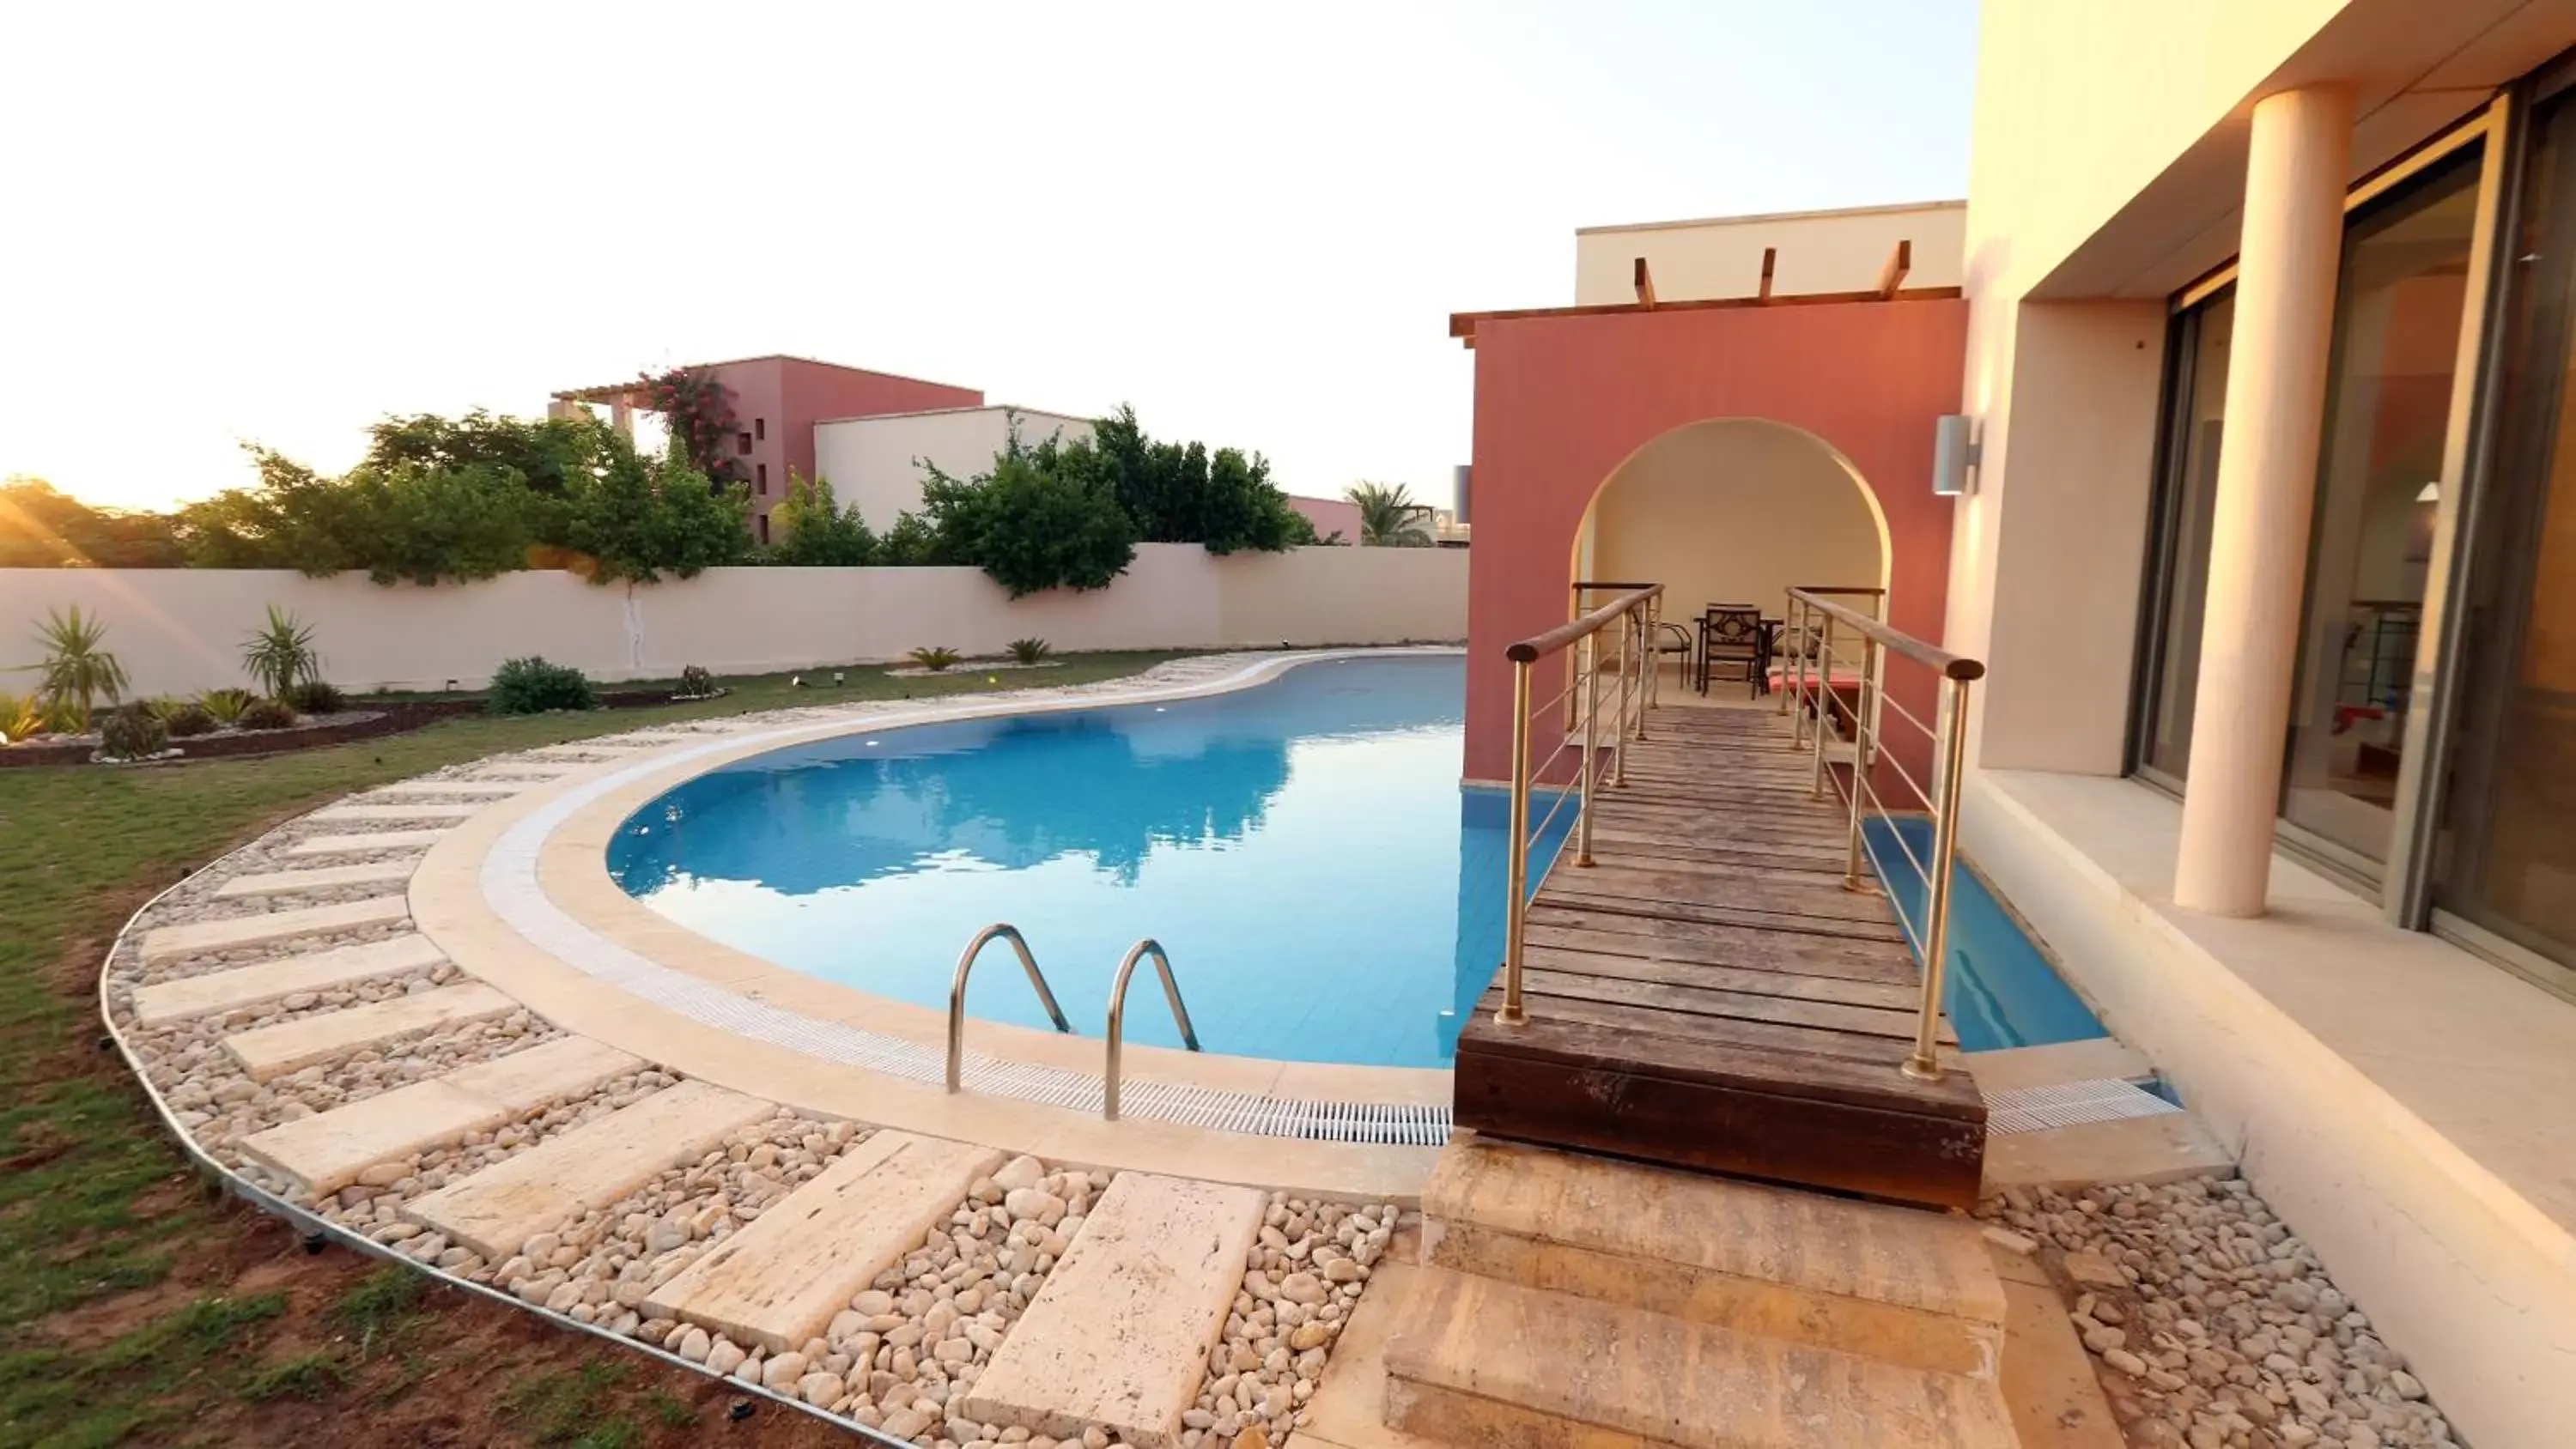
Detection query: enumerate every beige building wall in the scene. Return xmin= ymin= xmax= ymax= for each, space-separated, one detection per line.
xmin=0 ymin=546 xmax=1464 ymax=697
xmin=812 ymin=406 xmax=1095 ymax=529
xmin=1586 ymin=420 xmax=1886 ymax=622
xmin=1574 ymin=201 xmax=1965 ymax=306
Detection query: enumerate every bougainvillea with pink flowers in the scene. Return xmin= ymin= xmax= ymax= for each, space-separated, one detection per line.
xmin=640 ymin=367 xmax=745 ymax=484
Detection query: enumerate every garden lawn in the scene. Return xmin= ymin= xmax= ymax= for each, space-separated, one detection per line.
xmin=0 ymin=651 xmax=1187 ymax=1448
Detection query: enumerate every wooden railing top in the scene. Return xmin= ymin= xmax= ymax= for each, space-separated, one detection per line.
xmin=1789 ymin=587 xmax=1984 ymax=681
xmin=1510 ymin=585 xmax=1662 ymax=663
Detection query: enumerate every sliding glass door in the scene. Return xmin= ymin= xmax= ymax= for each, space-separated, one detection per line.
xmin=2136 ymin=293 xmax=2235 ymax=785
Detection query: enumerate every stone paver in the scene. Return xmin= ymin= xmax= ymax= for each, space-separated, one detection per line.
xmin=140 ymin=894 xmax=411 ymax=963
xmin=213 ymin=860 xmax=419 ymax=898
xmin=223 ymin=982 xmax=515 ymax=1081
xmin=130 ymin=935 xmax=447 ymax=1026
xmin=305 ymin=803 xmax=484 ymax=824
xmin=285 ymin=828 xmax=453 ymax=858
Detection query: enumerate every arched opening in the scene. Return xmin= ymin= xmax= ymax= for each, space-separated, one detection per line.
xmin=1572 ymin=417 xmax=1889 ymax=666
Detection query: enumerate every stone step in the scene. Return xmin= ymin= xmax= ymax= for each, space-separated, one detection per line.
xmin=402 ymin=1079 xmax=774 ymax=1260
xmin=1419 ymin=1137 xmax=2006 ymax=1379
xmin=239 ymin=1036 xmax=645 ymax=1196
xmin=223 ymin=982 xmax=517 ymax=1082
xmin=366 ymin=779 xmax=528 ymax=798
xmin=285 ymin=828 xmax=453 ymax=858
xmin=213 ymin=860 xmax=419 ymax=899
xmin=305 ymin=803 xmax=485 ymax=825
xmin=139 ymin=895 xmax=412 ymax=964
xmin=1382 ymin=1267 xmax=2018 ymax=1449
xmin=645 ymin=1131 xmax=1001 ymax=1353
xmin=129 ymin=935 xmax=447 ymax=1027
xmin=1965 ymin=1039 xmax=2153 ymax=1094
xmin=959 ymin=1173 xmax=1266 ymax=1449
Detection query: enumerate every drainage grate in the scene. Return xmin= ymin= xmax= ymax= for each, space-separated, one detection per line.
xmin=1984 ymin=1076 xmax=2181 ymax=1136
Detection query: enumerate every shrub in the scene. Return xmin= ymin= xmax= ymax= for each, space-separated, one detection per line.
xmin=197 ymin=688 xmax=255 ymax=724
xmin=241 ymin=604 xmax=322 ymax=698
xmin=237 ymin=697 xmax=300 ymax=731
xmin=162 ymin=702 xmax=218 ymax=737
xmin=919 ymin=432 xmax=1137 ymax=597
xmin=907 ymin=646 xmax=963 ymax=673
xmin=19 ymin=604 xmax=127 ymax=730
xmin=0 ymin=691 xmax=47 ymax=743
xmin=97 ymin=703 xmax=170 ymax=761
xmin=1008 ymin=637 xmax=1052 ymax=665
xmin=286 ymin=679 xmax=347 ymax=714
xmin=488 ymin=656 xmax=597 ymax=714
xmin=675 ymin=664 xmax=717 ymax=699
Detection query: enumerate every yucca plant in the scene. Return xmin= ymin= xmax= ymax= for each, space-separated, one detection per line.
xmin=1007 ymin=637 xmax=1053 ymax=666
xmin=907 ymin=646 xmax=963 ymax=673
xmin=197 ymin=687 xmax=256 ymax=724
xmin=0 ymin=691 xmax=46 ymax=743
xmin=20 ymin=605 xmax=127 ymax=731
xmin=241 ymin=605 xmax=321 ymax=699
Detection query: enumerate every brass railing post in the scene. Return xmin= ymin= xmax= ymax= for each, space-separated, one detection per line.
xmin=1790 ymin=599 xmax=1812 ymax=738
xmin=1903 ymin=675 xmax=1975 ymax=1082
xmin=1498 ymin=656 xmax=1534 ymax=1027
xmin=1810 ymin=613 xmax=1835 ymax=799
xmin=1631 ymin=607 xmax=1649 ymax=743
xmin=1842 ymin=636 xmax=1880 ymax=894
xmin=1613 ymin=611 xmax=1634 ymax=786
xmin=1577 ymin=630 xmax=1601 ymax=868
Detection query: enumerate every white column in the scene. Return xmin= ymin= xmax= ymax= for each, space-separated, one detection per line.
xmin=2174 ymin=86 xmax=2353 ymax=917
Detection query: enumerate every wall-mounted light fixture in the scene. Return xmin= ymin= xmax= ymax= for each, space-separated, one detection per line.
xmin=1932 ymin=415 xmax=1981 ymax=497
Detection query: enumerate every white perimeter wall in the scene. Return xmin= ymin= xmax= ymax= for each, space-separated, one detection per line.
xmin=0 ymin=545 xmax=1467 ymax=695
xmin=813 ymin=408 xmax=1096 ymax=530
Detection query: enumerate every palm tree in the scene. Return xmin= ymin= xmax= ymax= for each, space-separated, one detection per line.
xmin=1346 ymin=482 xmax=1434 ymax=547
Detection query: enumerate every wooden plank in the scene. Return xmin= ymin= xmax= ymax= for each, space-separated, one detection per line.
xmin=1540 ymin=886 xmax=1910 ymax=944
xmin=1878 ymin=238 xmax=1913 ymax=300
xmin=1759 ymin=246 xmax=1777 ymax=299
xmin=646 ymin=1131 xmax=1003 ymax=1353
xmin=1518 ymin=967 xmax=1949 ymax=1045
xmin=1522 ymin=913 xmax=1917 ymax=985
xmin=1520 ymin=938 xmax=1923 ymax=1009
xmin=1632 ymin=255 xmax=1656 ymax=307
xmin=1499 ymin=987 xmax=1923 ymax=1067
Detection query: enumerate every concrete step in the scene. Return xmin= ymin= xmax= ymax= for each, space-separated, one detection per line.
xmin=140 ymin=895 xmax=411 ymax=964
xmin=1420 ymin=1136 xmax=2005 ymax=1379
xmin=130 ymin=935 xmax=447 ymax=1027
xmin=645 ymin=1131 xmax=1001 ymax=1353
xmin=213 ymin=860 xmax=418 ymax=898
xmin=223 ymin=982 xmax=517 ymax=1081
xmin=1965 ymin=1039 xmax=2152 ymax=1094
xmin=305 ymin=803 xmax=485 ymax=824
xmin=1382 ymin=1267 xmax=2018 ymax=1449
xmin=239 ymin=1036 xmax=644 ymax=1196
xmin=959 ymin=1173 xmax=1267 ymax=1449
xmin=285 ymin=828 xmax=453 ymax=858
xmin=366 ymin=779 xmax=528 ymax=798
xmin=402 ymin=1078 xmax=774 ymax=1259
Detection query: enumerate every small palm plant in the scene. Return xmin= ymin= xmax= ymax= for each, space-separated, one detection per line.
xmin=907 ymin=646 xmax=963 ymax=673
xmin=241 ymin=605 xmax=321 ymax=700
xmin=1346 ymin=482 xmax=1435 ymax=547
xmin=1007 ymin=637 xmax=1053 ymax=666
xmin=20 ymin=605 xmax=128 ymax=731
xmin=197 ymin=688 xmax=255 ymax=724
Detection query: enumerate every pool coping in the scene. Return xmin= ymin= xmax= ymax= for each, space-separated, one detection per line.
xmin=410 ymin=648 xmax=1460 ymax=1202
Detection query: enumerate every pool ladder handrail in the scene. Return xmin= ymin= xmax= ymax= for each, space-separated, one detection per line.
xmin=946 ymin=923 xmax=1072 ymax=1094
xmin=1103 ymin=937 xmax=1203 ymax=1120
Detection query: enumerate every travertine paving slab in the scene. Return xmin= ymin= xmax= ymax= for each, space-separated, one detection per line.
xmin=130 ymin=935 xmax=447 ymax=1026
xmin=366 ymin=779 xmax=527 ymax=798
xmin=140 ymin=895 xmax=411 ymax=963
xmin=286 ymin=828 xmax=453 ymax=858
xmin=960 ymin=1172 xmax=1266 ymax=1449
xmin=304 ymin=803 xmax=484 ymax=824
xmin=402 ymin=1079 xmax=773 ymax=1259
xmin=239 ymin=1036 xmax=644 ymax=1195
xmin=646 ymin=1131 xmax=1001 ymax=1352
xmin=470 ymin=763 xmax=577 ymax=779
xmin=223 ymin=982 xmax=515 ymax=1081
xmin=214 ymin=860 xmax=419 ymax=898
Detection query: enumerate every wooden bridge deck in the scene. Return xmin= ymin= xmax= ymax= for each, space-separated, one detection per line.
xmin=1452 ymin=700 xmax=1988 ymax=1210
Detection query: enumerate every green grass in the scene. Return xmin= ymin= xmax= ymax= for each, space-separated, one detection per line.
xmin=238 ymin=1349 xmax=347 ymax=1402
xmin=499 ymin=1359 xmax=641 ymax=1446
xmin=0 ymin=650 xmax=1188 ymax=1446
xmin=331 ymin=1267 xmax=422 ymax=1359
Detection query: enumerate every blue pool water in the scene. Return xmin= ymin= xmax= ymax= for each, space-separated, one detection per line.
xmin=607 ymin=657 xmax=1568 ymax=1068
xmin=1863 ymin=817 xmax=2106 ymax=1052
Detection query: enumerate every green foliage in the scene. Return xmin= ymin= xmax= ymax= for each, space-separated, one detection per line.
xmin=907 ymin=646 xmax=963 ymax=672
xmin=920 ymin=427 xmax=1137 ymax=597
xmin=240 ymin=604 xmax=321 ymax=698
xmin=96 ymin=705 xmax=169 ymax=761
xmin=1008 ymin=636 xmax=1053 ymax=665
xmin=236 ymin=697 xmax=298 ymax=731
xmin=286 ymin=679 xmax=346 ymax=714
xmin=1347 ymin=481 xmax=1435 ymax=547
xmin=0 ymin=478 xmax=185 ymax=567
xmin=550 ymin=438 xmax=750 ymax=584
xmin=333 ymin=1265 xmax=423 ymax=1359
xmin=1088 ymin=405 xmax=1308 ymax=554
xmin=179 ymin=448 xmax=530 ymax=585
xmin=18 ymin=605 xmax=127 ymax=729
xmin=361 ymin=409 xmax=617 ymax=495
xmin=161 ymin=702 xmax=217 ymax=737
xmin=0 ymin=691 xmax=46 ymax=742
xmin=638 ymin=368 xmax=746 ymax=485
xmin=239 ymin=1349 xmax=348 ymax=1402
xmin=675 ymin=664 xmax=717 ymax=699
xmin=874 ymin=509 xmax=951 ymax=566
xmin=196 ymin=688 xmax=254 ymax=724
xmin=769 ymin=470 xmax=877 ymax=565
xmin=489 ymin=656 xmax=597 ymax=714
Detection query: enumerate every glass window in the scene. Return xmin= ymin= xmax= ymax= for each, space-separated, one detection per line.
xmin=2137 ymin=292 xmax=2235 ymax=781
xmin=2281 ymin=147 xmax=2484 ymax=866
xmin=2437 ymin=93 xmax=2576 ymax=969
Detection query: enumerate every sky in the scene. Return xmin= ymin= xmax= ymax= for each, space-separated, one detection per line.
xmin=0 ymin=1 xmax=1977 ymax=515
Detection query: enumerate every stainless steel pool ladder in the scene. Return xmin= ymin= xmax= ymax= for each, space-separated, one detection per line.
xmin=946 ymin=923 xmax=1072 ymax=1093
xmin=1104 ymin=937 xmax=1202 ymax=1121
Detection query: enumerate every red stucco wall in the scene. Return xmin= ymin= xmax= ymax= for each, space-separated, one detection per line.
xmin=709 ymin=359 xmax=982 ymax=532
xmin=1462 ymin=299 xmax=1968 ymax=784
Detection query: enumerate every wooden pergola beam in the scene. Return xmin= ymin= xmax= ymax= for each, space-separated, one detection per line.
xmin=1759 ymin=247 xmax=1777 ymax=300
xmin=1633 ymin=256 xmax=1657 ymax=308
xmin=1876 ymin=239 xmax=1911 ymax=300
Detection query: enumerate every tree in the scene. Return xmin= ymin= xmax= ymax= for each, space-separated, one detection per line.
xmin=1347 ymin=481 xmax=1435 ymax=547
xmin=920 ymin=427 xmax=1136 ymax=597
xmin=769 ymin=471 xmax=876 ymax=566
xmin=1084 ymin=405 xmax=1309 ymax=553
xmin=0 ymin=479 xmax=184 ymax=567
xmin=552 ymin=437 xmax=751 ymax=583
xmin=361 ymin=410 xmax=617 ymax=494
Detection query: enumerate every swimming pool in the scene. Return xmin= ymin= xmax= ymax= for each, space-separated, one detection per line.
xmin=607 ymin=656 xmax=1568 ymax=1068
xmin=1864 ymin=816 xmax=2106 ymax=1053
